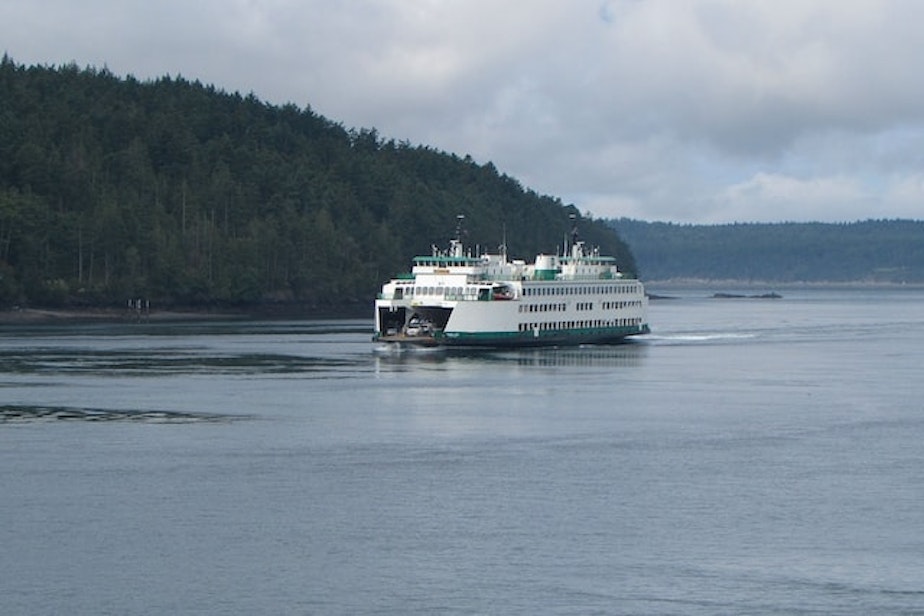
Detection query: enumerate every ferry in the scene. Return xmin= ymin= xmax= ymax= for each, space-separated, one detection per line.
xmin=374 ymin=216 xmax=650 ymax=348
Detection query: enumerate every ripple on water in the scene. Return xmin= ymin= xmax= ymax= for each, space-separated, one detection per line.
xmin=0 ymin=405 xmax=245 ymax=424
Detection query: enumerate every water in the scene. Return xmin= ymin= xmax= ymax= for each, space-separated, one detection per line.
xmin=2 ymin=288 xmax=923 ymax=615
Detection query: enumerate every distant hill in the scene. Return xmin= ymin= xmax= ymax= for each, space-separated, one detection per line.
xmin=610 ymin=218 xmax=924 ymax=283
xmin=0 ymin=56 xmax=636 ymax=310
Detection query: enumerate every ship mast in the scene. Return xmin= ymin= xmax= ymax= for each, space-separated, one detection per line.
xmin=565 ymin=213 xmax=581 ymax=257
xmin=449 ymin=213 xmax=465 ymax=258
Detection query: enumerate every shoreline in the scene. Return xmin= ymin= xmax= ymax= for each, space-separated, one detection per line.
xmin=0 ymin=307 xmax=236 ymax=325
xmin=0 ymin=303 xmax=369 ymax=325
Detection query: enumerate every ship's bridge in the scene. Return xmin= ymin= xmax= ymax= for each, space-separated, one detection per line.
xmin=411 ymin=255 xmax=483 ymax=276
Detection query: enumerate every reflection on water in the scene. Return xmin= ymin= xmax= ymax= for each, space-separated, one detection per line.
xmin=507 ymin=343 xmax=647 ymax=368
xmin=0 ymin=405 xmax=240 ymax=423
xmin=373 ymin=341 xmax=648 ymax=369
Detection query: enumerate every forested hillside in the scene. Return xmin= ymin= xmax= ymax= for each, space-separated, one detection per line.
xmin=0 ymin=57 xmax=636 ymax=310
xmin=611 ymin=218 xmax=924 ymax=283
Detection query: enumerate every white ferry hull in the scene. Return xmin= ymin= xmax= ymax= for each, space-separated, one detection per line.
xmin=375 ymin=287 xmax=649 ymax=348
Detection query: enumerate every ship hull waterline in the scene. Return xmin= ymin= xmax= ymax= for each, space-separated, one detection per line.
xmin=374 ymin=322 xmax=651 ymax=349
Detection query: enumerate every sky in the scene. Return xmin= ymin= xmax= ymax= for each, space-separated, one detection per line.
xmin=2 ymin=0 xmax=924 ymax=224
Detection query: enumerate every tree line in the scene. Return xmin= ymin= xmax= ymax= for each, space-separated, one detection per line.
xmin=610 ymin=218 xmax=924 ymax=283
xmin=0 ymin=56 xmax=637 ymax=310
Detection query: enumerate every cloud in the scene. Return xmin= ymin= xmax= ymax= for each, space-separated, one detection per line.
xmin=3 ymin=0 xmax=924 ymax=223
xmin=886 ymin=173 xmax=924 ymax=209
xmin=717 ymin=172 xmax=870 ymax=223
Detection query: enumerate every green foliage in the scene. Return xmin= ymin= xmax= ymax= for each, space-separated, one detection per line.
xmin=610 ymin=218 xmax=924 ymax=282
xmin=0 ymin=57 xmax=636 ymax=309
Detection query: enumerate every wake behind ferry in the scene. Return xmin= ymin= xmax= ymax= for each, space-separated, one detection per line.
xmin=374 ymin=216 xmax=649 ymax=348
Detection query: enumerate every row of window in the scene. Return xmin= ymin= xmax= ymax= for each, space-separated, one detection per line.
xmin=603 ymin=300 xmax=644 ymax=310
xmin=394 ymin=286 xmax=476 ymax=299
xmin=518 ymin=318 xmax=643 ymax=332
xmin=518 ymin=300 xmax=642 ymax=313
xmin=523 ymin=284 xmax=638 ymax=297
xmin=521 ymin=303 xmax=566 ymax=313
xmin=391 ymin=284 xmax=643 ymax=301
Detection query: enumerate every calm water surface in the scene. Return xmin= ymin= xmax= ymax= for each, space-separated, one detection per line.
xmin=2 ymin=287 xmax=923 ymax=615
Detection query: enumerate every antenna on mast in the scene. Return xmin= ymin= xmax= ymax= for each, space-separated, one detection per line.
xmin=565 ymin=213 xmax=578 ymax=255
xmin=455 ymin=214 xmax=465 ymax=242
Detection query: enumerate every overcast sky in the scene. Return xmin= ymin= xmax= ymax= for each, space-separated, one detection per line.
xmin=3 ymin=0 xmax=924 ymax=223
